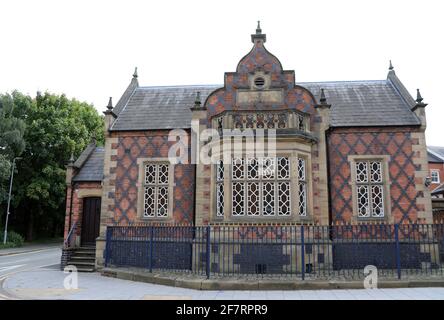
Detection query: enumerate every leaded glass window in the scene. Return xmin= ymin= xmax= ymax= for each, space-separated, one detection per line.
xmin=355 ymin=160 xmax=385 ymax=218
xmin=143 ymin=163 xmax=169 ymax=218
xmin=216 ymin=160 xmax=224 ymax=217
xmin=231 ymin=157 xmax=291 ymax=217
xmin=298 ymin=158 xmax=307 ymax=217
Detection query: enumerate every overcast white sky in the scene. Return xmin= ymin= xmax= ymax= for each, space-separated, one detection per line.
xmin=1 ymin=0 xmax=443 ymax=145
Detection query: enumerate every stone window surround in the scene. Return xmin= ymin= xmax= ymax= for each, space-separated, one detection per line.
xmin=136 ymin=157 xmax=175 ymax=222
xmin=348 ymin=155 xmax=392 ymax=223
xmin=431 ymin=170 xmax=440 ymax=184
xmin=210 ymin=149 xmax=314 ymax=223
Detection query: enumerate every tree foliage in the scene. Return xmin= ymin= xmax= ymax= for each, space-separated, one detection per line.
xmin=0 ymin=91 xmax=28 ymax=204
xmin=0 ymin=91 xmax=104 ymax=240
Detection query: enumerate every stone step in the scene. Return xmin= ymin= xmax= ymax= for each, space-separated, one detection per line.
xmin=72 ymin=251 xmax=96 ymax=256
xmin=69 ymin=256 xmax=95 ymax=263
xmin=67 ymin=260 xmax=95 ymax=267
xmin=77 ymin=247 xmax=96 ymax=252
xmin=73 ymin=265 xmax=95 ymax=272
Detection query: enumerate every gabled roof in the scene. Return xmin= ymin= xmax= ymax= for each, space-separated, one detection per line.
xmin=73 ymin=143 xmax=96 ymax=168
xmin=432 ymin=183 xmax=444 ymax=196
xmin=111 ymin=85 xmax=218 ymax=131
xmin=112 ymin=74 xmax=139 ymax=116
xmin=109 ymin=78 xmax=420 ymax=131
xmin=301 ymin=80 xmax=420 ymax=127
xmin=73 ymin=146 xmax=104 ymax=182
xmin=428 ymin=146 xmax=444 ymax=163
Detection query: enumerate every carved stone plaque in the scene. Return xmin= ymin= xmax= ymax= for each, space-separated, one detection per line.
xmin=236 ymin=89 xmax=284 ymax=105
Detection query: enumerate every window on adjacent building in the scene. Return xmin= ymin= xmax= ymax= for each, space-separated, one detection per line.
xmin=229 ymin=157 xmax=292 ymax=217
xmin=431 ymin=170 xmax=440 ymax=184
xmin=355 ymin=161 xmax=385 ymax=218
xmin=143 ymin=163 xmax=169 ymax=218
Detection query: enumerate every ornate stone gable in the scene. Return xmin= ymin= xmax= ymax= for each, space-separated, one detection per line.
xmin=204 ymin=27 xmax=318 ymax=128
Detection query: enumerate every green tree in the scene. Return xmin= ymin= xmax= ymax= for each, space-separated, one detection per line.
xmin=0 ymin=154 xmax=11 ymax=207
xmin=4 ymin=91 xmax=104 ymax=240
xmin=0 ymin=91 xmax=28 ymax=219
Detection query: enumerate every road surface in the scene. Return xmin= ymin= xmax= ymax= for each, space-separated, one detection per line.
xmin=0 ymin=246 xmax=61 ymax=299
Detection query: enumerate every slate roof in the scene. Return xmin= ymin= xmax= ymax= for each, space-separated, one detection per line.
xmin=73 ymin=143 xmax=96 ymax=169
xmin=302 ymin=80 xmax=420 ymax=127
xmin=432 ymin=183 xmax=444 ymax=196
xmin=109 ymin=71 xmax=420 ymax=131
xmin=428 ymin=146 xmax=444 ymax=163
xmin=111 ymin=85 xmax=218 ymax=131
xmin=73 ymin=147 xmax=104 ymax=182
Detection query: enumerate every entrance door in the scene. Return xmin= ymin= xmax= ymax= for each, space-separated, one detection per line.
xmin=81 ymin=197 xmax=101 ymax=246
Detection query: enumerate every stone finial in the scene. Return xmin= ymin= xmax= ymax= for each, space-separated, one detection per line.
xmin=389 ymin=60 xmax=394 ymax=71
xmin=413 ymin=88 xmax=428 ymax=111
xmin=69 ymin=152 xmax=75 ymax=164
xmin=106 ymin=97 xmax=113 ymax=111
xmin=320 ymin=88 xmax=327 ymax=104
xmin=194 ymin=91 xmax=201 ymax=108
xmin=315 ymin=88 xmax=331 ymax=109
xmin=251 ymin=20 xmax=266 ymax=43
xmin=191 ymin=91 xmax=206 ymax=111
xmin=256 ymin=21 xmax=262 ymax=34
xmin=133 ymin=67 xmax=138 ymax=79
xmin=416 ymin=89 xmax=423 ymax=103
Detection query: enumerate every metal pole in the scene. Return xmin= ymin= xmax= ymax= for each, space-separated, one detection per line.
xmin=149 ymin=226 xmax=154 ymax=273
xmin=301 ymin=225 xmax=305 ymax=281
xmin=3 ymin=158 xmax=17 ymax=245
xmin=104 ymin=227 xmax=112 ymax=267
xmin=206 ymin=226 xmax=211 ymax=279
xmin=394 ymin=224 xmax=401 ymax=280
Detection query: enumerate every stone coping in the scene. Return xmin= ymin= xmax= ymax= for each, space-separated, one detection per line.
xmin=101 ymin=267 xmax=444 ymax=291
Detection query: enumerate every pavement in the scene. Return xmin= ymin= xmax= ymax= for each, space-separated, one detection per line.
xmin=1 ymin=245 xmax=444 ymax=300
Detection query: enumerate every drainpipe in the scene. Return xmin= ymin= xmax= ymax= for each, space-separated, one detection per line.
xmin=68 ymin=182 xmax=74 ymax=234
xmin=66 ymin=154 xmax=75 ymax=237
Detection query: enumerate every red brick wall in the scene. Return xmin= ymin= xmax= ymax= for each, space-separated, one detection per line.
xmin=328 ymin=127 xmax=422 ymax=223
xmin=64 ymin=181 xmax=102 ymax=240
xmin=109 ymin=130 xmax=195 ymax=225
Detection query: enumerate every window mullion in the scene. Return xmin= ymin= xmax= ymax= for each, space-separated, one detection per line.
xmin=367 ymin=182 xmax=373 ymax=218
xmin=274 ymin=176 xmax=278 ymax=216
xmin=154 ymin=164 xmax=159 ymax=217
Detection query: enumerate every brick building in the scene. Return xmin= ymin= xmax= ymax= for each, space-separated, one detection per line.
xmin=63 ymin=24 xmax=433 ymax=271
xmin=428 ymin=146 xmax=444 ymax=222
xmin=428 ymin=146 xmax=444 ymax=197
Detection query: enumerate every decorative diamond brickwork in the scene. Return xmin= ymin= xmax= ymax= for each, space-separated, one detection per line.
xmin=328 ymin=128 xmax=420 ymax=223
xmin=113 ymin=132 xmax=194 ymax=225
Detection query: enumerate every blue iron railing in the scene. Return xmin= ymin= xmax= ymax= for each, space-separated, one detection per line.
xmin=104 ymin=223 xmax=444 ymax=280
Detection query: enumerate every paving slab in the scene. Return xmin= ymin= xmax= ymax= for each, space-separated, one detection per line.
xmin=2 ymin=269 xmax=444 ymax=300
